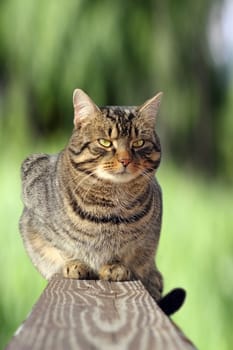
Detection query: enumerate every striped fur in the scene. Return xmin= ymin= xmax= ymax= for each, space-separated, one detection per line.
xmin=19 ymin=89 xmax=163 ymax=301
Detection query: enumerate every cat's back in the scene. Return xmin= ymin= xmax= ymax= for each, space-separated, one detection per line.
xmin=21 ymin=153 xmax=58 ymax=210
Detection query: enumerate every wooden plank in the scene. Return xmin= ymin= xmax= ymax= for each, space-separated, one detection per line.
xmin=6 ymin=275 xmax=196 ymax=350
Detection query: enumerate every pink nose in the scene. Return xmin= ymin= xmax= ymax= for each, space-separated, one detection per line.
xmin=118 ymin=158 xmax=131 ymax=167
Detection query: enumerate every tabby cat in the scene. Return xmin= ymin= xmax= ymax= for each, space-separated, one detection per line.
xmin=20 ymin=89 xmax=185 ymax=314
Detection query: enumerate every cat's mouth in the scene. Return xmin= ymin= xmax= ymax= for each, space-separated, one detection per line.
xmin=116 ymin=167 xmax=129 ymax=175
xmin=95 ymin=167 xmax=139 ymax=183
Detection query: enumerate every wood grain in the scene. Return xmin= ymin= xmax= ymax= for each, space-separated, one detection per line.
xmin=6 ymin=275 xmax=196 ymax=350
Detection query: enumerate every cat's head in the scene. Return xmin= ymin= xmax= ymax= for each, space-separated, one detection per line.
xmin=68 ymin=89 xmax=162 ymax=184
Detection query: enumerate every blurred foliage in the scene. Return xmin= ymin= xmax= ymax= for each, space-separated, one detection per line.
xmin=0 ymin=0 xmax=232 ymax=181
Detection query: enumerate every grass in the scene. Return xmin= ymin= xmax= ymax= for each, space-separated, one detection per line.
xmin=0 ymin=144 xmax=233 ymax=349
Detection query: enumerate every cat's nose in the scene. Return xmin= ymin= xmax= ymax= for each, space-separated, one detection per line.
xmin=118 ymin=158 xmax=131 ymax=167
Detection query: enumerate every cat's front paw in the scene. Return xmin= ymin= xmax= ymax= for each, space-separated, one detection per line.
xmin=99 ymin=264 xmax=132 ymax=282
xmin=63 ymin=260 xmax=94 ymax=279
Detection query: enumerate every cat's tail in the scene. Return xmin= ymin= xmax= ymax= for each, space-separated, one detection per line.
xmin=157 ymin=288 xmax=186 ymax=316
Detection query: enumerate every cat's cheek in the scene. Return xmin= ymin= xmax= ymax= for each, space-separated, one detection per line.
xmin=94 ymin=167 xmax=115 ymax=181
xmin=142 ymin=158 xmax=160 ymax=172
xmin=126 ymin=163 xmax=143 ymax=176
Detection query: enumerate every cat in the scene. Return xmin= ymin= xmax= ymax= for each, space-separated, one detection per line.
xmin=19 ymin=89 xmax=185 ymax=315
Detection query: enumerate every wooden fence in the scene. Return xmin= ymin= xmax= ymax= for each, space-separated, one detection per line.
xmin=6 ymin=275 xmax=196 ymax=350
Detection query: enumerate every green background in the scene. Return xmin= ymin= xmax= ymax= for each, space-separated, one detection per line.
xmin=0 ymin=1 xmax=233 ymax=349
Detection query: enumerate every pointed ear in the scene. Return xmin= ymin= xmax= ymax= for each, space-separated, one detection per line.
xmin=73 ymin=89 xmax=100 ymax=128
xmin=138 ymin=92 xmax=163 ymax=121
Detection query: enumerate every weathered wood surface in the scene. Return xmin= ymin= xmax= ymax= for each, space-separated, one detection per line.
xmin=6 ymin=275 xmax=196 ymax=350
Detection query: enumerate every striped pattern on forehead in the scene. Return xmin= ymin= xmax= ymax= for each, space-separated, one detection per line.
xmin=100 ymin=106 xmax=138 ymax=138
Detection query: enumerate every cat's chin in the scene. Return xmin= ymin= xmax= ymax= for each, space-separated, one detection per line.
xmin=95 ymin=169 xmax=138 ymax=184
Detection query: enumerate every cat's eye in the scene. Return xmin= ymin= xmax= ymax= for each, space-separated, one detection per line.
xmin=132 ymin=139 xmax=144 ymax=148
xmin=98 ymin=138 xmax=112 ymax=148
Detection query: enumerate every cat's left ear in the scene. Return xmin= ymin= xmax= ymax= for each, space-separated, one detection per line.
xmin=138 ymin=92 xmax=163 ymax=121
xmin=73 ymin=89 xmax=101 ymax=128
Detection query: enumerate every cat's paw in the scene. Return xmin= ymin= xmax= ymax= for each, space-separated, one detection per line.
xmin=63 ymin=260 xmax=94 ymax=279
xmin=99 ymin=264 xmax=132 ymax=282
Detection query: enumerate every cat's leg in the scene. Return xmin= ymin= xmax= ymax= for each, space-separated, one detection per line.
xmin=63 ymin=260 xmax=96 ymax=279
xmin=123 ymin=248 xmax=163 ymax=300
xmin=20 ymin=223 xmax=65 ymax=280
xmin=141 ymin=267 xmax=163 ymax=301
xmin=142 ymin=263 xmax=186 ymax=315
xmin=20 ymin=212 xmax=95 ymax=280
xmin=99 ymin=263 xmax=132 ymax=282
xmin=131 ymin=260 xmax=186 ymax=315
xmin=128 ymin=254 xmax=163 ymax=301
xmin=22 ymin=227 xmax=96 ymax=280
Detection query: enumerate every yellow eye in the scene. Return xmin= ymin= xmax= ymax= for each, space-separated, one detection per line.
xmin=98 ymin=138 xmax=112 ymax=148
xmin=132 ymin=139 xmax=144 ymax=148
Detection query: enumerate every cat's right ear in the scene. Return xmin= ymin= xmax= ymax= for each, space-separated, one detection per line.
xmin=73 ymin=89 xmax=100 ymax=128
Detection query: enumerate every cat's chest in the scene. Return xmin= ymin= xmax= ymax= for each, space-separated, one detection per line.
xmin=72 ymin=223 xmax=147 ymax=270
xmin=61 ymin=183 xmax=159 ymax=238
xmin=65 ymin=202 xmax=156 ymax=253
xmin=52 ymin=184 xmax=159 ymax=269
